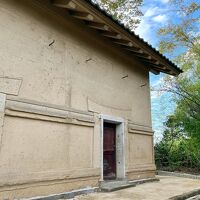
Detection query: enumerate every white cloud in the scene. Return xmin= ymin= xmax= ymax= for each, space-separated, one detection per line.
xmin=160 ymin=0 xmax=169 ymax=4
xmin=144 ymin=7 xmax=160 ymax=17
xmin=135 ymin=7 xmax=160 ymax=44
xmin=135 ymin=19 xmax=152 ymax=42
xmin=135 ymin=4 xmax=169 ymax=45
xmin=153 ymin=14 xmax=168 ymax=23
xmin=153 ymin=0 xmax=169 ymax=4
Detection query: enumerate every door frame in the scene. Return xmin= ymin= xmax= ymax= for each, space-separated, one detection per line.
xmin=100 ymin=114 xmax=126 ymax=181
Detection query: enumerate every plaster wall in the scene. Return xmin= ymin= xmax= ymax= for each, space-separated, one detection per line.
xmin=0 ymin=0 xmax=152 ymax=126
xmin=129 ymin=134 xmax=153 ymax=166
xmin=0 ymin=0 xmax=155 ymax=199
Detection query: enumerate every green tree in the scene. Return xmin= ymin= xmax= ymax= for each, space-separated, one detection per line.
xmin=158 ymin=0 xmax=200 ymax=54
xmin=155 ymin=0 xmax=200 ymax=172
xmin=156 ymin=0 xmax=200 ymax=140
xmin=92 ymin=0 xmax=143 ymax=29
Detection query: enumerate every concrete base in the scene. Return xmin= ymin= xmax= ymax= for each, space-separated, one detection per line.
xmin=127 ymin=170 xmax=156 ymax=180
xmin=169 ymin=188 xmax=200 ymax=200
xmin=0 ymin=177 xmax=99 ymax=200
xmin=70 ymin=176 xmax=200 ymax=200
xmin=100 ymin=180 xmax=136 ymax=192
xmin=22 ymin=187 xmax=99 ymax=200
xmin=99 ymin=178 xmax=158 ymax=192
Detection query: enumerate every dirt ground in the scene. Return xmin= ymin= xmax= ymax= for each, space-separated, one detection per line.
xmin=69 ymin=176 xmax=200 ymax=200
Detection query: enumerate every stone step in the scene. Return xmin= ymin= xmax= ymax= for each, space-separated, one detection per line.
xmin=99 ymin=178 xmax=159 ymax=192
xmin=100 ymin=181 xmax=136 ymax=192
xmin=99 ymin=180 xmax=128 ymax=187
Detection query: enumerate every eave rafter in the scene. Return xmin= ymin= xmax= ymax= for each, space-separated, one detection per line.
xmin=52 ymin=0 xmax=76 ymax=9
xmin=51 ymin=0 xmax=180 ymax=76
xmin=99 ymin=31 xmax=122 ymax=39
xmin=69 ymin=11 xmax=94 ymax=21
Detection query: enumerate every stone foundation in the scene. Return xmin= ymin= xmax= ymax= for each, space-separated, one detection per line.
xmin=0 ymin=177 xmax=99 ymax=200
xmin=127 ymin=170 xmax=156 ymax=181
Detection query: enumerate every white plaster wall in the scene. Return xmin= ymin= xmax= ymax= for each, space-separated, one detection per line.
xmin=0 ymin=116 xmax=94 ymax=184
xmin=0 ymin=0 xmax=152 ymax=127
xmin=128 ymin=133 xmax=154 ymax=167
xmin=0 ymin=0 xmax=154 ymax=198
xmin=0 ymin=116 xmax=93 ymax=172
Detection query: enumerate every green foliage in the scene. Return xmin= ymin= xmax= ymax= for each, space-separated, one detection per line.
xmin=155 ymin=0 xmax=200 ymax=173
xmin=155 ymin=128 xmax=200 ymax=171
xmin=92 ymin=0 xmax=143 ymax=29
xmin=155 ymin=53 xmax=200 ymax=172
xmin=157 ymin=0 xmax=200 ymax=54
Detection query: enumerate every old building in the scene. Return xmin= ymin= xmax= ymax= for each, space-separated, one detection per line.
xmin=0 ymin=0 xmax=182 ymax=199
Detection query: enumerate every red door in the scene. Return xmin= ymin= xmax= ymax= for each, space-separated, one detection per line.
xmin=103 ymin=123 xmax=116 ymax=180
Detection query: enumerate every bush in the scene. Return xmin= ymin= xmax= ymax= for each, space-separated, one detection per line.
xmin=155 ymin=138 xmax=200 ymax=173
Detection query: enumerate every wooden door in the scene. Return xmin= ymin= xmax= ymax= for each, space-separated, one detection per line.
xmin=103 ymin=122 xmax=116 ymax=180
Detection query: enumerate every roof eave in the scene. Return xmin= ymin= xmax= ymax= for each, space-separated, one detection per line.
xmin=51 ymin=0 xmax=182 ymax=76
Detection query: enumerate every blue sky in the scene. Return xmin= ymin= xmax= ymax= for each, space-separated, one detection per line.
xmin=135 ymin=0 xmax=176 ymax=141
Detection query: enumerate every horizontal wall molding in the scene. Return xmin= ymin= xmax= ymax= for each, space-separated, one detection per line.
xmin=128 ymin=123 xmax=154 ymax=136
xmin=5 ymin=110 xmax=95 ymax=127
xmin=0 ymin=168 xmax=100 ymax=188
xmin=6 ymin=97 xmax=93 ymax=116
xmin=5 ymin=99 xmax=95 ymax=126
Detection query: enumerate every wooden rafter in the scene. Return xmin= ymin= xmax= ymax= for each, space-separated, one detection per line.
xmin=52 ymin=0 xmax=76 ymax=9
xmin=69 ymin=11 xmax=94 ymax=21
xmin=112 ymin=39 xmax=134 ymax=47
xmin=101 ymin=31 xmax=122 ymax=39
xmin=85 ymin=21 xmax=109 ymax=31
xmin=146 ymin=63 xmax=171 ymax=74
xmin=150 ymin=69 xmax=160 ymax=75
xmin=142 ymin=59 xmax=160 ymax=65
xmin=131 ymin=52 xmax=152 ymax=60
xmin=124 ymin=47 xmax=143 ymax=54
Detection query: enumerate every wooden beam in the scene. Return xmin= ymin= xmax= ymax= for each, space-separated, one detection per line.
xmin=131 ymin=52 xmax=152 ymax=60
xmin=125 ymin=47 xmax=143 ymax=54
xmin=141 ymin=59 xmax=160 ymax=66
xmin=101 ymin=31 xmax=122 ymax=39
xmin=152 ymin=67 xmax=171 ymax=74
xmin=145 ymin=64 xmax=165 ymax=75
xmin=159 ymin=65 xmax=167 ymax=70
xmin=69 ymin=11 xmax=94 ymax=21
xmin=112 ymin=39 xmax=133 ymax=47
xmin=150 ymin=69 xmax=160 ymax=75
xmin=52 ymin=0 xmax=76 ymax=9
xmin=85 ymin=21 xmax=109 ymax=31
xmin=147 ymin=63 xmax=171 ymax=74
